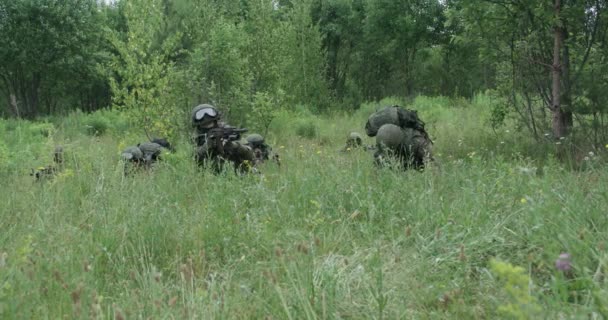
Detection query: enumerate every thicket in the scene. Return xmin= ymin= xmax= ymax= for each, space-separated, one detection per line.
xmin=2 ymin=0 xmax=607 ymax=146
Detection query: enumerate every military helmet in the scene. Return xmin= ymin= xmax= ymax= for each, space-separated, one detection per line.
xmin=375 ymin=124 xmax=406 ymax=150
xmin=246 ymin=133 xmax=265 ymax=145
xmin=347 ymin=132 xmax=363 ymax=146
xmin=192 ymin=104 xmax=219 ymax=128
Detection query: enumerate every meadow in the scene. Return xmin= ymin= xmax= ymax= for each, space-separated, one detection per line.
xmin=1 ymin=96 xmax=607 ymax=319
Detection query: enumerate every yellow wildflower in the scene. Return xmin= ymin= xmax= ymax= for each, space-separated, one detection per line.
xmin=520 ymin=198 xmax=527 ymax=204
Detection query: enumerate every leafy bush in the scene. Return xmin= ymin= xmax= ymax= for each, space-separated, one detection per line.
xmin=84 ymin=115 xmax=110 ymax=136
xmin=28 ymin=122 xmax=56 ymax=137
xmin=248 ymin=91 xmax=280 ymax=136
xmin=295 ymin=119 xmax=318 ymax=139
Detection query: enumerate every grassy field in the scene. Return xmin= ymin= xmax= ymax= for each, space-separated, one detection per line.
xmin=1 ymin=96 xmax=607 ymax=319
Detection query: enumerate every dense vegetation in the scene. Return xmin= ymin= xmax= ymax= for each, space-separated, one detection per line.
xmin=2 ymin=0 xmax=608 ymax=142
xmin=2 ymin=0 xmax=608 ymax=318
xmin=1 ymin=95 xmax=607 ymax=318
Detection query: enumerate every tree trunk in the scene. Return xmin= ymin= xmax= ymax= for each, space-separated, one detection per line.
xmin=562 ymin=33 xmax=573 ymax=128
xmin=551 ymin=0 xmax=568 ymax=138
xmin=9 ymin=94 xmax=19 ymax=118
xmin=27 ymin=72 xmax=41 ymax=118
xmin=0 ymin=75 xmax=20 ymax=117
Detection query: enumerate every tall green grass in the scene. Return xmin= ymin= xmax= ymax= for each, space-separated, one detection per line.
xmin=0 ymin=97 xmax=607 ymax=318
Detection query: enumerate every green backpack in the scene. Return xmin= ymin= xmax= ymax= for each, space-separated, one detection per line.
xmin=365 ymin=105 xmax=426 ymax=137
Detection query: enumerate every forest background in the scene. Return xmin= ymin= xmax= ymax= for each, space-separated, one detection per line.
xmin=2 ymin=0 xmax=608 ymax=144
xmin=2 ymin=0 xmax=608 ymax=319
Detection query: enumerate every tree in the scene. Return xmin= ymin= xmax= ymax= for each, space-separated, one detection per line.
xmin=107 ymin=0 xmax=183 ymax=137
xmin=281 ymin=0 xmax=331 ymax=110
xmin=0 ymin=0 xmax=109 ymax=118
xmin=356 ymin=0 xmax=444 ymax=100
xmin=454 ymin=0 xmax=607 ymax=140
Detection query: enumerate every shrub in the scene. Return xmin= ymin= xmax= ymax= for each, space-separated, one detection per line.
xmin=248 ymin=91 xmax=280 ymax=136
xmin=29 ymin=122 xmax=56 ymax=137
xmin=84 ymin=115 xmax=110 ymax=136
xmin=295 ymin=119 xmax=318 ymax=139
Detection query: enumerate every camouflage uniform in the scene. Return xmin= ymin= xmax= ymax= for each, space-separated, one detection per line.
xmin=365 ymin=106 xmax=433 ymax=170
xmin=121 ymin=138 xmax=172 ymax=175
xmin=244 ymin=133 xmax=280 ymax=166
xmin=346 ymin=132 xmax=363 ymax=149
xmin=340 ymin=132 xmax=376 ymax=153
xmin=191 ymin=104 xmax=254 ymax=173
xmin=31 ymin=146 xmax=64 ymax=181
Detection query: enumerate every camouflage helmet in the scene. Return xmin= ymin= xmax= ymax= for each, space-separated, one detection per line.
xmin=375 ymin=124 xmax=406 ymax=150
xmin=192 ymin=104 xmax=219 ymax=128
xmin=246 ymin=133 xmax=265 ymax=145
xmin=346 ymin=132 xmax=363 ymax=147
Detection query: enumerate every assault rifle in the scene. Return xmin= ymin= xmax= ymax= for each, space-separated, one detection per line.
xmin=196 ymin=126 xmax=253 ymax=174
xmin=194 ymin=126 xmax=248 ymax=146
xmin=207 ymin=126 xmax=248 ymax=142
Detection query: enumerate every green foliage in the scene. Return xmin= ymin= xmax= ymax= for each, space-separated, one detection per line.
xmin=28 ymin=122 xmax=56 ymax=138
xmin=295 ymin=118 xmax=319 ymax=139
xmin=490 ymin=259 xmax=542 ymax=319
xmin=0 ymin=140 xmax=9 ymax=173
xmin=0 ymin=0 xmax=110 ymax=118
xmin=244 ymin=0 xmax=286 ymax=95
xmin=1 ymin=97 xmax=608 ymax=318
xmin=84 ymin=115 xmax=109 ymax=136
xmin=248 ymin=91 xmax=282 ymax=136
xmin=455 ymin=0 xmax=608 ymax=142
xmin=189 ymin=18 xmax=252 ymax=124
xmin=490 ymin=102 xmax=508 ymax=130
xmin=107 ymin=0 xmax=182 ymax=138
xmin=281 ymin=0 xmax=332 ymax=110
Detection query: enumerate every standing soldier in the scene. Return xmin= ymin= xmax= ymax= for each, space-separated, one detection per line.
xmin=191 ymin=104 xmax=254 ymax=173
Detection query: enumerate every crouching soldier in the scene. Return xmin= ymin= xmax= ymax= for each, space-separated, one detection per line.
xmin=345 ymin=132 xmax=363 ymax=150
xmin=191 ymin=104 xmax=255 ymax=174
xmin=365 ymin=105 xmax=433 ymax=170
xmin=31 ymin=146 xmax=64 ymax=181
xmin=340 ymin=132 xmax=376 ymax=153
xmin=121 ymin=137 xmax=173 ymax=175
xmin=244 ymin=133 xmax=280 ymax=167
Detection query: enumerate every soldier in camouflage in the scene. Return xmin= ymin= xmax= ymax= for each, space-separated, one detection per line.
xmin=244 ymin=133 xmax=280 ymax=167
xmin=121 ymin=137 xmax=173 ymax=175
xmin=340 ymin=131 xmax=377 ymax=153
xmin=31 ymin=146 xmax=64 ymax=181
xmin=365 ymin=105 xmax=433 ymax=170
xmin=345 ymin=132 xmax=363 ymax=149
xmin=191 ymin=104 xmax=254 ymax=173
